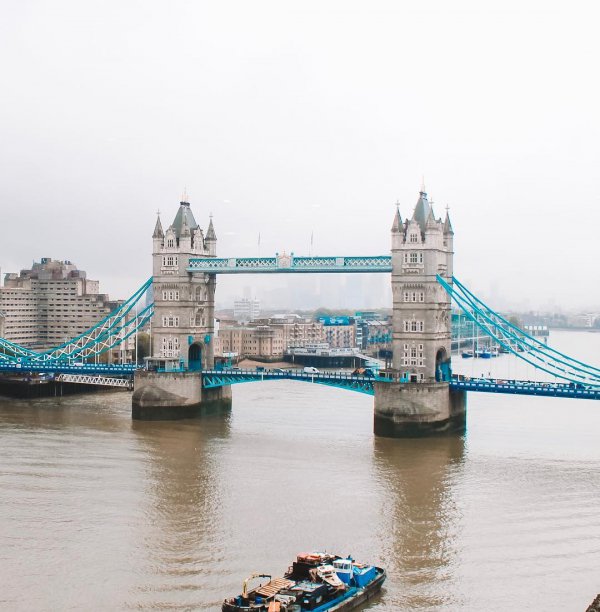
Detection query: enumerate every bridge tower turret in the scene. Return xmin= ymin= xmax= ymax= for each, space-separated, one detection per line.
xmin=150 ymin=196 xmax=216 ymax=370
xmin=205 ymin=215 xmax=217 ymax=257
xmin=390 ymin=188 xmax=452 ymax=382
xmin=133 ymin=197 xmax=231 ymax=420
xmin=374 ymin=186 xmax=465 ymax=437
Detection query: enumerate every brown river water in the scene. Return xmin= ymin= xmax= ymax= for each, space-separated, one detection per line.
xmin=1 ymin=330 xmax=599 ymax=611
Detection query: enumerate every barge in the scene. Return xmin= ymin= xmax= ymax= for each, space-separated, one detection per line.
xmin=223 ymin=552 xmax=385 ymax=611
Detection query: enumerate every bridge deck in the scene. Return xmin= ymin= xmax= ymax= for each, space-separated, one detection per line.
xmin=1 ymin=362 xmax=598 ymax=399
xmin=201 ymin=369 xmax=600 ymax=400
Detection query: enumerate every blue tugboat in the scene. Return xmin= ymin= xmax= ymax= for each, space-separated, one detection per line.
xmin=222 ymin=552 xmax=386 ymax=611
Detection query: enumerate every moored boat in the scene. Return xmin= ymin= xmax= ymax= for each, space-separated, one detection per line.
xmin=222 ymin=552 xmax=386 ymax=611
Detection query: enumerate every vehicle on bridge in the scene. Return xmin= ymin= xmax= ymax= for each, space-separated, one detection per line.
xmin=303 ymin=366 xmax=320 ymax=374
xmin=352 ymin=367 xmax=375 ymax=377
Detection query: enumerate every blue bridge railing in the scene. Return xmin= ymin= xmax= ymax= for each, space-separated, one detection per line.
xmin=200 ymin=368 xmax=600 ymax=400
xmin=201 ymin=368 xmax=377 ymax=395
xmin=0 ymin=362 xmax=138 ymax=376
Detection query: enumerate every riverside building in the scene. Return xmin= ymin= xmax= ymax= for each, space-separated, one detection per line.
xmin=0 ymin=258 xmax=119 ymax=350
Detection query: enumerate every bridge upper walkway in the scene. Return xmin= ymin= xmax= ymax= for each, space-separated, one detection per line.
xmin=187 ymin=255 xmax=392 ymax=274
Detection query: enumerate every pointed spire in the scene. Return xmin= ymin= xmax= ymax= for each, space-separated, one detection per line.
xmin=411 ymin=188 xmax=431 ymax=232
xmin=443 ymin=204 xmax=454 ymax=234
xmin=391 ymin=202 xmax=403 ymax=233
xmin=181 ymin=214 xmax=191 ymax=236
xmin=420 ymin=175 xmax=426 ymax=195
xmin=429 ymin=199 xmax=438 ymax=222
xmin=206 ymin=214 xmax=217 ymax=241
xmin=425 ymin=206 xmax=438 ymax=229
xmin=181 ymin=187 xmax=189 ymax=204
xmin=171 ymin=198 xmax=198 ymax=237
xmin=153 ymin=211 xmax=164 ymax=238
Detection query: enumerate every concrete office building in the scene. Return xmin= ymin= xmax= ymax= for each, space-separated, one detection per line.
xmin=233 ymin=298 xmax=261 ymax=322
xmin=0 ymin=258 xmax=118 ymax=350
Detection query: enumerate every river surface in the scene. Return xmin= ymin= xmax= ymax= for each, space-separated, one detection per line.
xmin=1 ymin=330 xmax=600 ymax=611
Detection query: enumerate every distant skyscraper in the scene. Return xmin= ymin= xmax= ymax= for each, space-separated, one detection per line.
xmin=233 ymin=297 xmax=261 ymax=322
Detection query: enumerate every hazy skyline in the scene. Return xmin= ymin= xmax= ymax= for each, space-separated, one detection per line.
xmin=1 ymin=1 xmax=598 ymax=311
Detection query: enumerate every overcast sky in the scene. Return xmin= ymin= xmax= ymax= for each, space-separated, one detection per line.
xmin=1 ymin=0 xmax=598 ymax=311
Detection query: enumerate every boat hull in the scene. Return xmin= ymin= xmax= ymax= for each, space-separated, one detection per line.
xmin=222 ymin=566 xmax=386 ymax=612
xmin=325 ymin=568 xmax=386 ymax=610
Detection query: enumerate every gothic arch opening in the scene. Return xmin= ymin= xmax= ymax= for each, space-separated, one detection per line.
xmin=435 ymin=347 xmax=450 ymax=382
xmin=188 ymin=343 xmax=202 ymax=371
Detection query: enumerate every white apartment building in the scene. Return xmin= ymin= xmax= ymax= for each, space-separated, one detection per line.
xmin=233 ymin=298 xmax=261 ymax=322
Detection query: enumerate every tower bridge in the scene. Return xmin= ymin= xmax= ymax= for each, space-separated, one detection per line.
xmin=1 ymin=188 xmax=599 ymax=436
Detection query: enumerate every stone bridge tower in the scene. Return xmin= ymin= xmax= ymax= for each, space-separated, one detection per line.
xmin=132 ymin=197 xmax=231 ymax=420
xmin=390 ymin=187 xmax=453 ymax=382
xmin=374 ymin=187 xmax=466 ymax=437
xmin=151 ymin=196 xmax=217 ymax=370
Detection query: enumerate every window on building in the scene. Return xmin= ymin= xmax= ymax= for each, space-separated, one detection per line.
xmin=409 ymin=252 xmax=418 ymax=264
xmin=161 ymin=336 xmax=180 ymax=357
xmin=167 ymin=238 xmax=174 ymax=248
xmin=404 ymin=320 xmax=424 ymax=333
xmin=409 ymin=233 xmax=418 ymax=243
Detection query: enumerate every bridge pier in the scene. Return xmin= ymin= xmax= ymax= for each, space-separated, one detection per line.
xmin=132 ymin=371 xmax=231 ymax=420
xmin=373 ymin=381 xmax=466 ymax=437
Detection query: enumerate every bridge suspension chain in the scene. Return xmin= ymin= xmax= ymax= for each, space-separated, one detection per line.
xmin=438 ymin=275 xmax=600 ymax=387
xmin=451 ymin=277 xmax=600 ymax=378
xmin=0 ymin=279 xmax=153 ymax=365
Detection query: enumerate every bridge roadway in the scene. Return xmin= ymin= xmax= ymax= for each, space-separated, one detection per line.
xmin=1 ymin=362 xmax=598 ymax=399
xmin=201 ymin=368 xmax=600 ymax=400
